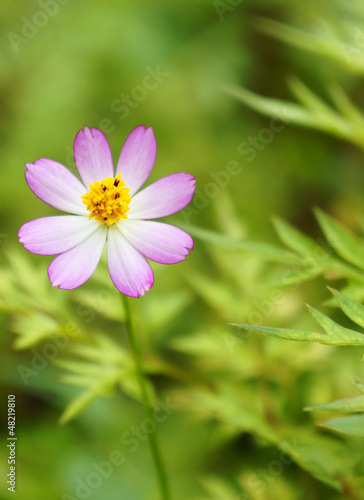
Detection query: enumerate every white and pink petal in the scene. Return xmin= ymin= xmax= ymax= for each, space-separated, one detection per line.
xmin=120 ymin=220 xmax=193 ymax=264
xmin=107 ymin=225 xmax=154 ymax=298
xmin=116 ymin=125 xmax=157 ymax=196
xmin=25 ymin=159 xmax=87 ymax=215
xmin=74 ymin=127 xmax=114 ymax=187
xmin=18 ymin=216 xmax=100 ymax=255
xmin=48 ymin=226 xmax=107 ymax=290
xmin=128 ymin=173 xmax=196 ymax=219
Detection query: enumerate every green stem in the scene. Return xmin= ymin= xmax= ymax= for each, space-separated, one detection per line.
xmin=121 ymin=294 xmax=171 ymax=500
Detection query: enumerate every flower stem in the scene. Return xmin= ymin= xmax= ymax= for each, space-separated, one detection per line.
xmin=121 ymin=294 xmax=171 ymax=500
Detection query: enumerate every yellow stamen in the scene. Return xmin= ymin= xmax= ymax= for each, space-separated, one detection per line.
xmin=81 ymin=173 xmax=131 ymax=225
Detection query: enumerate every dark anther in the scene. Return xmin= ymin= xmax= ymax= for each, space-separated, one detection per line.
xmin=115 ymin=193 xmax=120 ymax=199
xmin=114 ymin=179 xmax=120 ymax=186
xmin=103 ymin=217 xmax=107 ymax=220
xmin=102 ymin=185 xmax=107 ymax=191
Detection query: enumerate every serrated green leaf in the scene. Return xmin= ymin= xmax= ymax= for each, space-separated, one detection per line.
xmin=329 ymin=288 xmax=364 ymax=328
xmin=307 ymin=305 xmax=364 ymax=345
xmin=319 ymin=414 xmax=364 ymax=436
xmin=315 ymin=209 xmax=364 ymax=271
xmin=232 ymin=323 xmax=328 ymax=344
xmin=305 ymin=395 xmax=364 ymax=413
xmin=181 ymin=224 xmax=302 ymax=264
xmin=233 ymin=312 xmax=364 ymax=346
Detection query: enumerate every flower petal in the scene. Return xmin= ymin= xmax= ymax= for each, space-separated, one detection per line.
xmin=74 ymin=127 xmax=114 ymax=187
xmin=18 ymin=216 xmax=101 ymax=255
xmin=107 ymin=225 xmax=154 ymax=298
xmin=25 ymin=159 xmax=87 ymax=215
xmin=116 ymin=125 xmax=157 ymax=196
xmin=128 ymin=173 xmax=196 ymax=219
xmin=48 ymin=227 xmax=107 ymax=289
xmin=120 ymin=220 xmax=193 ymax=264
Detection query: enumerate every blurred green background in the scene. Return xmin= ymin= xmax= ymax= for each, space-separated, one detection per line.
xmin=1 ymin=0 xmax=364 ymax=499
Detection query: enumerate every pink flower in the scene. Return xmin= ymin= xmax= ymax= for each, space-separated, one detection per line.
xmin=18 ymin=126 xmax=196 ymax=297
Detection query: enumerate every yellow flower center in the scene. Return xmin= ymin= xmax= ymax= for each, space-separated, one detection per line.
xmin=81 ymin=173 xmax=131 ymax=225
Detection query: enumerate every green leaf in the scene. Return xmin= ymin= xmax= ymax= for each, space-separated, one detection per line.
xmin=273 ymin=216 xmax=325 ymax=258
xmin=264 ymin=266 xmax=323 ymax=288
xmin=181 ymin=224 xmax=302 ymax=264
xmin=11 ymin=313 xmax=61 ymax=349
xmin=192 ymin=390 xmax=278 ymax=444
xmin=58 ymin=374 xmax=99 ymax=389
xmin=171 ymin=332 xmax=225 ymax=356
xmin=187 ymin=271 xmax=240 ymax=315
xmin=69 ymin=335 xmax=128 ymax=364
xmin=233 ymin=307 xmax=364 ymax=346
xmin=256 ymin=17 xmax=364 ymax=75
xmin=200 ymin=477 xmax=237 ymax=500
xmin=143 ymin=292 xmax=192 ymax=333
xmin=55 ymin=360 xmax=106 ymax=377
xmin=319 ymin=414 xmax=364 ymax=436
xmin=73 ymin=289 xmax=123 ymax=322
xmin=221 ymin=82 xmax=364 ymax=148
xmin=315 ymin=209 xmax=364 ymax=271
xmin=289 ymin=77 xmax=337 ymax=116
xmin=323 ymin=282 xmax=364 ymax=307
xmin=329 ymin=83 xmax=364 ymax=127
xmin=59 ymin=369 xmax=122 ymax=424
xmin=118 ymin=367 xmax=156 ymax=404
xmin=329 ymin=288 xmax=364 ymax=328
xmin=220 ymin=83 xmax=316 ymax=127
xmin=307 ymin=305 xmax=364 ymax=345
xmin=278 ymin=430 xmax=350 ymax=490
xmin=231 ymin=323 xmax=328 ymax=344
xmin=305 ymin=395 xmax=364 ymax=413
xmin=354 ymin=381 xmax=364 ymax=393
xmin=59 ymin=390 xmax=98 ymax=425
xmin=288 ymin=77 xmax=351 ymax=137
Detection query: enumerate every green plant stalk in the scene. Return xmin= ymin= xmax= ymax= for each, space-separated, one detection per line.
xmin=121 ymin=294 xmax=171 ymax=500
